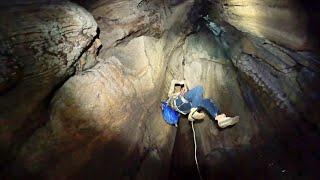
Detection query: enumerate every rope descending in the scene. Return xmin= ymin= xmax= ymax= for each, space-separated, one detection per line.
xmin=191 ymin=121 xmax=203 ymax=180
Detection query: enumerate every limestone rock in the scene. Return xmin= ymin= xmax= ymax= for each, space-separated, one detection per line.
xmin=7 ymin=0 xmax=198 ymax=178
xmin=204 ymin=18 xmax=310 ymax=115
xmin=86 ymin=0 xmax=164 ymax=54
xmin=2 ymin=0 xmax=320 ymax=179
xmin=0 ymin=0 xmax=98 ymax=167
xmin=76 ymin=38 xmax=102 ymax=72
xmin=210 ymin=0 xmax=319 ymax=50
xmin=0 ymin=56 xmax=22 ymax=93
xmin=166 ymin=29 xmax=258 ymax=178
xmin=198 ymin=8 xmax=320 ymax=179
xmin=11 ymin=36 xmax=175 ymax=179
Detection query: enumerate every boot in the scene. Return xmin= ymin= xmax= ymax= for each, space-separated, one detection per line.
xmin=188 ymin=108 xmax=206 ymax=121
xmin=215 ymin=114 xmax=239 ymax=128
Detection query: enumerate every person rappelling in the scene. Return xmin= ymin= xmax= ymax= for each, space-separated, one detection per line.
xmin=161 ymin=79 xmax=239 ymax=128
xmin=161 ymin=79 xmax=240 ymax=180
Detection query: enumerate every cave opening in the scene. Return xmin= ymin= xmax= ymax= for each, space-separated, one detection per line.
xmin=0 ymin=0 xmax=320 ymax=179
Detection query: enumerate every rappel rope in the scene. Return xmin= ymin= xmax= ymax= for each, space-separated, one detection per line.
xmin=191 ymin=121 xmax=203 ymax=180
xmin=181 ymin=62 xmax=203 ymax=180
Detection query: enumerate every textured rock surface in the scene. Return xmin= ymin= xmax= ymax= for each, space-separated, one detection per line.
xmin=3 ymin=0 xmax=197 ymax=179
xmin=0 ymin=0 xmax=98 ymax=169
xmin=11 ymin=36 xmax=173 ymax=178
xmin=167 ymin=28 xmax=258 ymax=179
xmin=203 ymin=18 xmax=320 ymax=128
xmin=79 ymin=0 xmax=165 ymax=55
xmin=1 ymin=0 xmax=320 ymax=179
xmin=194 ymin=6 xmax=320 ymax=178
xmin=209 ymin=0 xmax=320 ymax=50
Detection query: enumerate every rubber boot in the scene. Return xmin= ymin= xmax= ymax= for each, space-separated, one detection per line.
xmin=216 ymin=115 xmax=239 ymax=128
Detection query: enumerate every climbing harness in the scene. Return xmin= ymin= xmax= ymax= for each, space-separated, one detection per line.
xmin=173 ymin=95 xmax=192 ymax=115
xmin=191 ymin=121 xmax=203 ymax=180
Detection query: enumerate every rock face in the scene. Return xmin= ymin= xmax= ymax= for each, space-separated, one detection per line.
xmin=1 ymin=0 xmax=320 ymax=179
xmin=0 ymin=0 xmax=98 ymax=170
xmin=209 ymin=0 xmax=320 ymax=50
xmin=14 ymin=36 xmax=175 ymax=178
xmin=1 ymin=0 xmax=196 ymax=179
xmin=204 ymin=6 xmax=320 ymax=129
xmin=191 ymin=1 xmax=320 ymax=178
xmin=167 ymin=29 xmax=257 ymax=179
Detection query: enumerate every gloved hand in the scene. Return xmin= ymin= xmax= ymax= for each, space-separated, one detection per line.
xmin=188 ymin=113 xmax=195 ymax=122
xmin=188 ymin=108 xmax=205 ymax=121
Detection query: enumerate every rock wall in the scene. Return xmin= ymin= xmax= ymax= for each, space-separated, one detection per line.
xmin=0 ymin=0 xmax=319 ymax=179
xmin=209 ymin=0 xmax=320 ymax=50
xmin=12 ymin=36 xmax=176 ymax=179
xmin=203 ymin=14 xmax=320 ymax=128
xmin=192 ymin=2 xmax=320 ymax=178
xmin=0 ymin=0 xmax=199 ymax=179
xmin=166 ymin=26 xmax=258 ymax=179
xmin=0 ymin=0 xmax=98 ymax=171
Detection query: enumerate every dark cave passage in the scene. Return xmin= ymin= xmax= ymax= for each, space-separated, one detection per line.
xmin=0 ymin=0 xmax=320 ymax=179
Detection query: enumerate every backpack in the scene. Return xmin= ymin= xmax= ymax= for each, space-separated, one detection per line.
xmin=161 ymin=101 xmax=180 ymax=126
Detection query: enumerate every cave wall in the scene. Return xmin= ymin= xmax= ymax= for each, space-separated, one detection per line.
xmin=166 ymin=27 xmax=259 ymax=179
xmin=0 ymin=0 xmax=319 ymax=179
xmin=0 ymin=0 xmax=98 ymax=171
xmin=209 ymin=0 xmax=320 ymax=50
xmin=201 ymin=20 xmax=320 ymax=179
xmin=166 ymin=0 xmax=320 ymax=178
xmin=204 ymin=1 xmax=320 ymax=130
xmin=0 ymin=0 xmax=199 ymax=179
xmin=193 ymin=0 xmax=320 ymax=178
